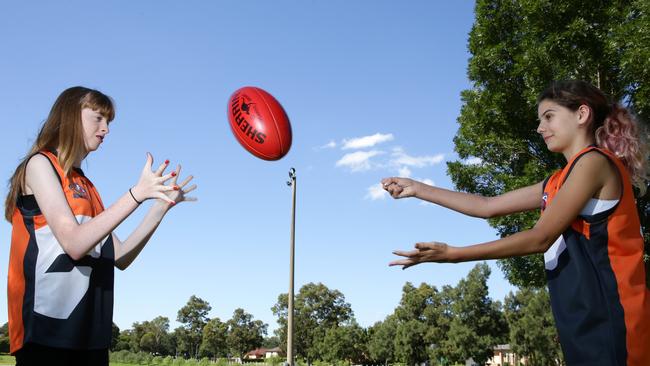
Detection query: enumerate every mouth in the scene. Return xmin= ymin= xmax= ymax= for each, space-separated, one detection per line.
xmin=96 ymin=135 xmax=104 ymax=142
xmin=543 ymin=135 xmax=553 ymax=142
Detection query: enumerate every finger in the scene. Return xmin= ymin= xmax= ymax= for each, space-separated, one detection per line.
xmin=178 ymin=175 xmax=193 ymax=188
xmin=159 ymin=185 xmax=179 ymax=192
xmin=392 ymin=250 xmax=419 ymax=258
xmin=416 ymin=242 xmax=445 ymax=252
xmin=389 ymin=259 xmax=415 ymax=267
xmin=157 ymin=171 xmax=176 ymax=183
xmin=142 ymin=152 xmax=154 ymax=172
xmin=155 ymin=193 xmax=175 ymax=205
xmin=182 ymin=184 xmax=197 ymax=194
xmin=381 ymin=177 xmax=398 ymax=189
xmin=155 ymin=159 xmax=170 ymax=176
xmin=172 ymin=164 xmax=181 ymax=184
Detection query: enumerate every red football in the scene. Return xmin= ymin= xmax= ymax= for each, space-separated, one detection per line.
xmin=227 ymin=86 xmax=292 ymax=161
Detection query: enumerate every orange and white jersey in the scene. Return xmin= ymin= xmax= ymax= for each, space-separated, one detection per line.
xmin=8 ymin=151 xmax=114 ymax=353
xmin=542 ymin=146 xmax=650 ymax=366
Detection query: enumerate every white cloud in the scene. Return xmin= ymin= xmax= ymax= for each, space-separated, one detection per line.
xmin=398 ymin=166 xmax=412 ymax=177
xmin=365 ymin=183 xmax=387 ymax=200
xmin=335 ymin=150 xmax=383 ymax=172
xmin=464 ymin=157 xmax=483 ymax=165
xmin=342 ymin=133 xmax=394 ymax=150
xmin=389 ymin=147 xmax=444 ymax=168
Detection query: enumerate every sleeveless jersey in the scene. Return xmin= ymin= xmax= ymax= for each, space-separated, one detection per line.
xmin=542 ymin=146 xmax=650 ymax=366
xmin=8 ymin=151 xmax=114 ymax=353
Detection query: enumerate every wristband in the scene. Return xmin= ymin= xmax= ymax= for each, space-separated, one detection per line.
xmin=129 ymin=187 xmax=142 ymax=204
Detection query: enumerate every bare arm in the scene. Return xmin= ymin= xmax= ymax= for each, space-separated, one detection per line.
xmin=25 ymin=153 xmax=177 ymax=261
xmin=390 ymin=152 xmax=612 ymax=267
xmin=381 ymin=177 xmax=543 ymax=218
xmin=113 ymin=165 xmax=197 ymax=270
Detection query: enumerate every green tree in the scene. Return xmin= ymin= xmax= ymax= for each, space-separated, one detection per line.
xmin=262 ymin=335 xmax=280 ymax=348
xmin=504 ymin=287 xmax=563 ymax=366
xmin=200 ymin=317 xmax=228 ymax=358
xmin=367 ymin=317 xmax=397 ymax=364
xmin=449 ymin=0 xmax=650 ymax=288
xmin=177 ymin=295 xmax=212 ymax=359
xmin=0 ymin=322 xmax=9 ymax=353
xmin=437 ymin=263 xmax=507 ymax=365
xmin=317 ymin=321 xmax=368 ymax=364
xmin=110 ymin=323 xmax=120 ymax=351
xmin=271 ymin=282 xmax=353 ymax=363
xmin=226 ymin=308 xmax=267 ymax=359
xmin=391 ymin=282 xmax=444 ymax=365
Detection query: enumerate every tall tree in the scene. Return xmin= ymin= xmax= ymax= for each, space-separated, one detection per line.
xmin=367 ymin=317 xmax=397 ymax=365
xmin=504 ymin=287 xmax=563 ymax=366
xmin=271 ymin=282 xmax=353 ymax=363
xmin=226 ymin=308 xmax=268 ymax=359
xmin=200 ymin=317 xmax=229 ymax=358
xmin=437 ymin=263 xmax=507 ymax=365
xmin=449 ymin=0 xmax=649 ymax=288
xmin=392 ymin=282 xmax=443 ymax=365
xmin=316 ymin=321 xmax=368 ymax=364
xmin=177 ymin=295 xmax=211 ymax=359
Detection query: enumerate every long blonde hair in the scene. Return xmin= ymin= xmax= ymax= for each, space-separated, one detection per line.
xmin=4 ymin=86 xmax=115 ymax=222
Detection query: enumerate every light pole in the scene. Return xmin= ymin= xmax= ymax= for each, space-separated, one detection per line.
xmin=286 ymin=168 xmax=296 ymax=366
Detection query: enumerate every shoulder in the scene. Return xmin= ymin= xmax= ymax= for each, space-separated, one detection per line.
xmin=25 ymin=153 xmax=60 ymax=186
xmin=566 ymin=150 xmax=612 ymax=185
xmin=25 ymin=153 xmax=54 ymax=174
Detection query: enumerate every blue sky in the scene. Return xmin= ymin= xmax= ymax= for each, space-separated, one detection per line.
xmin=0 ymin=1 xmax=516 ymax=333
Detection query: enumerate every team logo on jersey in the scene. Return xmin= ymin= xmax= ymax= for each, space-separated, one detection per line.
xmin=541 ymin=192 xmax=548 ymax=211
xmin=69 ymin=182 xmax=89 ymax=200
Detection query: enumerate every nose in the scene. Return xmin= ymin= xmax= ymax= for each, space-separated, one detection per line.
xmin=101 ymin=120 xmax=109 ymax=134
xmin=536 ymin=120 xmax=544 ymax=134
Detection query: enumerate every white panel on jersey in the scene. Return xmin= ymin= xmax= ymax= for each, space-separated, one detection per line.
xmin=33 ymin=215 xmax=108 ymax=319
xmin=580 ymin=198 xmax=618 ymax=216
xmin=545 ymin=235 xmax=566 ymax=270
xmin=545 ymin=198 xmax=619 ymax=271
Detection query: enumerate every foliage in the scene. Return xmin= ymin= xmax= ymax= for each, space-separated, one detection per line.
xmin=177 ymin=295 xmax=212 ymax=359
xmin=271 ymin=282 xmax=353 ymax=363
xmin=504 ymin=287 xmax=563 ymax=366
xmin=226 ymin=308 xmax=267 ymax=358
xmin=450 ymin=0 xmax=650 ymax=288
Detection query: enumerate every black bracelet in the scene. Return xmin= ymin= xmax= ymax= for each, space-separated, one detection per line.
xmin=129 ymin=188 xmax=142 ymax=205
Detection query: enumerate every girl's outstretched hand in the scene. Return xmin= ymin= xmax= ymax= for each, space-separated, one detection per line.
xmin=390 ymin=242 xmax=455 ymax=269
xmin=381 ymin=177 xmax=420 ymax=199
xmin=163 ymin=163 xmax=197 ymax=207
xmin=131 ymin=153 xmax=179 ymax=205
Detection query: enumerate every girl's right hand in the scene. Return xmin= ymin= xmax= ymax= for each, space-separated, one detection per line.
xmin=381 ymin=177 xmax=421 ymax=199
xmin=130 ymin=153 xmax=178 ymax=205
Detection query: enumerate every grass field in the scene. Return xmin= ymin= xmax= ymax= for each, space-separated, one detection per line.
xmin=0 ymin=355 xmax=132 ymax=365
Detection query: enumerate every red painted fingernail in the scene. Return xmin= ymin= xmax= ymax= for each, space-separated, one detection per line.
xmin=169 ymin=201 xmax=175 ymax=206
xmin=165 ymin=159 xmax=170 ymax=164
xmin=171 ymin=172 xmax=177 ymax=177
xmin=173 ymin=185 xmax=179 ymax=191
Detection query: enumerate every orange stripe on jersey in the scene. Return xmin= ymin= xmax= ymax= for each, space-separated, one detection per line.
xmin=8 ymin=209 xmax=28 ymax=352
xmin=599 ymin=149 xmax=650 ymax=366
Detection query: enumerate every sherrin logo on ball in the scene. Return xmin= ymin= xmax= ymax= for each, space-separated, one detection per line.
xmin=227 ymin=86 xmax=292 ymax=161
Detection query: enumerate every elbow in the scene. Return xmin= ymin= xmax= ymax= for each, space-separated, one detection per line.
xmin=529 ymin=228 xmax=554 ymax=254
xmin=115 ymin=262 xmax=128 ymax=271
xmin=58 ymin=238 xmax=86 ymax=261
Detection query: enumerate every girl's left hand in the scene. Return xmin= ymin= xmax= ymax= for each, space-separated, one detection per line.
xmin=161 ymin=164 xmax=198 ymax=207
xmin=390 ymin=241 xmax=455 ymax=269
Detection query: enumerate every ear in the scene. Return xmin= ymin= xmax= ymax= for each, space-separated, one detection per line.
xmin=577 ymin=104 xmax=592 ymax=126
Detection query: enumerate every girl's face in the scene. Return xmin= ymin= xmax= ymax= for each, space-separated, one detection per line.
xmin=81 ymin=107 xmax=110 ymax=152
xmin=536 ymin=100 xmax=582 ymax=153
